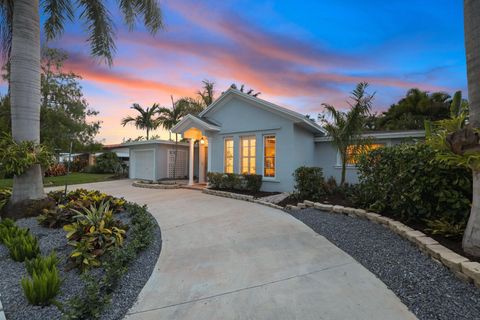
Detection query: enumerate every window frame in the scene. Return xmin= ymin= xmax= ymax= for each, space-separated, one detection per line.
xmin=223 ymin=137 xmax=234 ymax=173
xmin=239 ymin=136 xmax=256 ymax=175
xmin=262 ymin=134 xmax=276 ymax=179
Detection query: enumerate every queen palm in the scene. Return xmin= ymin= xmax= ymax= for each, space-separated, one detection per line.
xmin=121 ymin=103 xmax=160 ymax=140
xmin=320 ymin=82 xmax=374 ymax=186
xmin=462 ymin=0 xmax=480 ymax=256
xmin=0 ymin=0 xmax=163 ymax=203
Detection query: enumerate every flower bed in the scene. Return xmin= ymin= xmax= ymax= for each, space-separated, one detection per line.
xmin=0 ymin=188 xmax=161 ymax=320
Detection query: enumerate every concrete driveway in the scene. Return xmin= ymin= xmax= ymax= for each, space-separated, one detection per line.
xmin=57 ymin=180 xmax=415 ymax=320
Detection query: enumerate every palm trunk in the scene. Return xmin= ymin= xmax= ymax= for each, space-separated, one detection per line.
xmin=10 ymin=0 xmax=44 ymax=203
xmin=341 ymin=159 xmax=346 ymax=186
xmin=146 ymin=128 xmax=150 ymax=140
xmin=462 ymin=0 xmax=480 ymax=256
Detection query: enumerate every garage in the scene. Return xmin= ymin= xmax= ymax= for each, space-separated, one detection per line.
xmin=131 ymin=149 xmax=155 ymax=180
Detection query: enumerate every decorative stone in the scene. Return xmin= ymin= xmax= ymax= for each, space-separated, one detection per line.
xmin=404 ymin=230 xmax=426 ymax=242
xmin=332 ymin=205 xmax=345 ymax=213
xmin=365 ymin=212 xmax=382 ymax=223
xmin=290 ymin=206 xmax=300 ymax=210
xmin=314 ymin=203 xmax=333 ymax=211
xmin=440 ymin=252 xmax=469 ymax=272
xmin=461 ymin=261 xmax=480 ymax=286
xmin=413 ymin=236 xmax=439 ymax=249
xmin=353 ymin=209 xmax=367 ymax=218
xmin=303 ymin=200 xmax=315 ymax=207
xmin=297 ymin=203 xmax=306 ymax=209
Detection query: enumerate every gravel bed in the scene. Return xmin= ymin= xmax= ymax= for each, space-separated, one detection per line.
xmin=0 ymin=210 xmax=162 ymax=320
xmin=288 ymin=208 xmax=480 ymax=320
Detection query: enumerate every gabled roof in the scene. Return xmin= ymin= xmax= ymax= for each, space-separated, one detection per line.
xmin=314 ymin=130 xmax=425 ymax=142
xmin=171 ymin=113 xmax=221 ymax=134
xmin=198 ymin=88 xmax=326 ymax=135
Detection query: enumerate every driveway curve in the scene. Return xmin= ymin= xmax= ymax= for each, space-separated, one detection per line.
xmin=57 ymin=180 xmax=415 ymax=320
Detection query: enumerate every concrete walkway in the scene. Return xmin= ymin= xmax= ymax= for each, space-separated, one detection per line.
xmin=57 ymin=180 xmax=416 ymax=320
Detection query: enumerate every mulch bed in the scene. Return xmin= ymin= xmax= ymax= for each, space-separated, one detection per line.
xmin=210 ymin=188 xmax=280 ymax=198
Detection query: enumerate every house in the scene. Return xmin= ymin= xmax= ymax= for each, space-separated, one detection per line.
xmin=126 ymin=88 xmax=425 ymax=191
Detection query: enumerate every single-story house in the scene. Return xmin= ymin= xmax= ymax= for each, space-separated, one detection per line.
xmin=125 ymin=88 xmax=425 ymax=191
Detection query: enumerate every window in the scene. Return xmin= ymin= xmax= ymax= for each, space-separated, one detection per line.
xmin=345 ymin=143 xmax=384 ymax=165
xmin=224 ymin=138 xmax=234 ymax=173
xmin=264 ymin=135 xmax=276 ymax=178
xmin=240 ymin=136 xmax=256 ymax=174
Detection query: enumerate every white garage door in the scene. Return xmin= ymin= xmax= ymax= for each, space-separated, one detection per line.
xmin=133 ymin=150 xmax=155 ymax=180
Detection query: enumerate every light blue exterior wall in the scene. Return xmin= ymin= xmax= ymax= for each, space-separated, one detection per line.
xmin=204 ymin=96 xmax=317 ymax=192
xmin=314 ymin=137 xmax=424 ymax=184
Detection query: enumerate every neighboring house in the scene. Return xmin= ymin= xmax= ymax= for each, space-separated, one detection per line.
xmin=125 ymin=88 xmax=424 ymax=191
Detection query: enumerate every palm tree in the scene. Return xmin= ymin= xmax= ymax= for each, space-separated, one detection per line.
xmin=176 ymin=80 xmax=216 ymax=115
xmin=0 ymin=0 xmax=163 ymax=204
xmin=321 ymin=82 xmax=374 ymax=186
xmin=230 ymin=83 xmax=261 ymax=97
xmin=121 ymin=103 xmax=160 ymax=140
xmin=462 ymin=0 xmax=480 ymax=256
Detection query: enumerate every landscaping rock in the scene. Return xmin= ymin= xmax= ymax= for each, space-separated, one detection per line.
xmin=332 ymin=205 xmax=344 ymax=213
xmin=413 ymin=236 xmax=439 ymax=249
xmin=461 ymin=262 xmax=480 ymax=286
xmin=303 ymin=200 xmax=315 ymax=207
xmin=313 ymin=203 xmax=333 ymax=211
xmin=404 ymin=230 xmax=426 ymax=242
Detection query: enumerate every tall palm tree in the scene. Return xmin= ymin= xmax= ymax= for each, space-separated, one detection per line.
xmin=321 ymin=82 xmax=374 ymax=185
xmin=121 ymin=103 xmax=160 ymax=140
xmin=1 ymin=0 xmax=163 ymax=203
xmin=462 ymin=0 xmax=480 ymax=256
xmin=176 ymin=80 xmax=216 ymax=115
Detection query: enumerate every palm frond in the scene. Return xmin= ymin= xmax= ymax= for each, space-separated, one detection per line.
xmin=78 ymin=0 xmax=116 ymax=65
xmin=41 ymin=0 xmax=74 ymax=40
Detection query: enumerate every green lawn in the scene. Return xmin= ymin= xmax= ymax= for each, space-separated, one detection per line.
xmin=0 ymin=173 xmax=117 ymax=188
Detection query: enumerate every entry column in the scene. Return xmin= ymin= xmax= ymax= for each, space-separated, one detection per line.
xmin=189 ymin=138 xmax=195 ymax=185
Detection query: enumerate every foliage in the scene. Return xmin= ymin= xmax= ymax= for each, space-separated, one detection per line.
xmin=64 ymin=201 xmax=127 ymax=270
xmin=0 ymin=218 xmax=28 ymax=244
xmin=38 ymin=206 xmax=74 ymax=228
xmin=121 ymin=103 xmax=161 ymax=140
xmin=94 ymin=152 xmax=122 ymax=174
xmin=0 ymin=187 xmax=11 ymax=210
xmin=0 ymin=133 xmax=53 ymax=176
xmin=369 ymin=88 xmax=461 ymax=131
xmin=207 ymin=172 xmax=263 ymax=192
xmin=63 ymin=202 xmax=156 ymax=319
xmin=292 ymin=167 xmax=326 ymax=201
xmin=25 ymin=251 xmax=59 ymax=276
xmin=4 ymin=231 xmax=40 ymax=262
xmin=21 ymin=266 xmax=61 ymax=306
xmin=44 ymin=163 xmax=67 ymax=177
xmin=425 ymin=217 xmax=467 ymax=239
xmin=354 ymin=143 xmax=472 ymax=227
xmin=320 ymin=82 xmax=374 ymax=185
xmin=229 ymin=83 xmax=261 ymax=97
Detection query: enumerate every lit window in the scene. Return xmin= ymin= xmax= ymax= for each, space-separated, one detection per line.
xmin=224 ymin=138 xmax=234 ymax=173
xmin=240 ymin=136 xmax=256 ymax=174
xmin=264 ymin=136 xmax=276 ymax=177
xmin=345 ymin=143 xmax=384 ymax=165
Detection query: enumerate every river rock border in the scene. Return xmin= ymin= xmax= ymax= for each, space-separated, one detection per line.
xmin=286 ymin=200 xmax=480 ymax=288
xmin=132 ymin=181 xmax=180 ymax=189
xmin=202 ymin=188 xmax=283 ymax=210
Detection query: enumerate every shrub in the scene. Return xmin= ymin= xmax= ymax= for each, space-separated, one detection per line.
xmin=44 ymin=163 xmax=67 ymax=177
xmin=354 ymin=143 xmax=472 ymax=225
xmin=38 ymin=207 xmax=75 ymax=228
xmin=64 ymin=201 xmax=126 ymax=270
xmin=0 ymin=188 xmax=12 ymax=211
xmin=292 ymin=166 xmax=326 ymax=201
xmin=21 ymin=266 xmax=61 ymax=306
xmin=25 ymin=252 xmax=59 ymax=276
xmin=207 ymin=172 xmax=263 ymax=192
xmin=94 ymin=152 xmax=122 ymax=173
xmin=5 ymin=232 xmax=40 ymax=262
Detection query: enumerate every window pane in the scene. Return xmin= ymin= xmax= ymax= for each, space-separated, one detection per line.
xmin=224 ymin=138 xmax=234 ymax=173
xmin=240 ymin=136 xmax=256 ymax=175
xmin=264 ymin=136 xmax=276 ymax=177
xmin=346 ymin=143 xmax=383 ymax=164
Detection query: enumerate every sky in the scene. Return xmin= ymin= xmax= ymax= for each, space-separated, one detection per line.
xmin=0 ymin=0 xmax=467 ymax=144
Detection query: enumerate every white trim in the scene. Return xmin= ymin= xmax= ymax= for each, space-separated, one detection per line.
xmin=262 ymin=134 xmax=276 ymax=180
xmin=131 ymin=148 xmax=156 ymax=181
xmin=171 ymin=114 xmax=221 ymax=133
xmin=199 ymin=88 xmax=326 ymax=134
xmin=122 ymin=139 xmax=189 ymax=147
xmin=316 ymin=130 xmax=425 ymax=142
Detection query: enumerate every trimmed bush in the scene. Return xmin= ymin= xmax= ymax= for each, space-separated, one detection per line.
xmin=5 ymin=232 xmax=40 ymax=262
xmin=207 ymin=172 xmax=263 ymax=192
xmin=354 ymin=143 xmax=472 ymax=226
xmin=25 ymin=252 xmax=59 ymax=276
xmin=292 ymin=166 xmax=326 ymax=201
xmin=94 ymin=152 xmax=122 ymax=173
xmin=21 ymin=266 xmax=61 ymax=306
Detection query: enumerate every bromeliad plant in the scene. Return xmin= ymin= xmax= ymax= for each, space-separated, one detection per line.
xmin=64 ymin=201 xmax=127 ymax=270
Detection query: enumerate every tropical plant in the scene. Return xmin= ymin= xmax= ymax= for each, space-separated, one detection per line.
xmin=44 ymin=163 xmax=67 ymax=177
xmin=0 ymin=187 xmax=12 ymax=210
xmin=21 ymin=266 xmax=61 ymax=306
xmin=320 ymin=82 xmax=374 ymax=185
xmin=0 ymin=0 xmax=163 ymax=204
xmin=38 ymin=206 xmax=74 ymax=228
xmin=94 ymin=152 xmax=122 ymax=173
xmin=25 ymin=251 xmax=59 ymax=276
xmin=4 ymin=231 xmax=41 ymax=262
xmin=121 ymin=103 xmax=161 ymax=140
xmin=229 ymin=83 xmax=261 ymax=97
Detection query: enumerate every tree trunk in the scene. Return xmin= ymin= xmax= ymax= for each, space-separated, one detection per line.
xmin=341 ymin=159 xmax=346 ymax=186
xmin=10 ymin=0 xmax=44 ymax=203
xmin=146 ymin=128 xmax=150 ymax=140
xmin=463 ymin=0 xmax=480 ymax=256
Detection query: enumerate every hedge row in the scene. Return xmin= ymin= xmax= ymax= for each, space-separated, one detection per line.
xmin=207 ymin=172 xmax=262 ymax=192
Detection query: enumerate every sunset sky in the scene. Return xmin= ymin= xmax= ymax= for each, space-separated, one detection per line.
xmin=0 ymin=0 xmax=467 ymax=144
